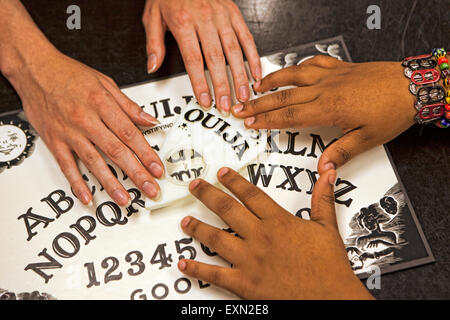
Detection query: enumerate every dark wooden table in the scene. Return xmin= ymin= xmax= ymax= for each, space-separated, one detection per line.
xmin=1 ymin=0 xmax=449 ymax=299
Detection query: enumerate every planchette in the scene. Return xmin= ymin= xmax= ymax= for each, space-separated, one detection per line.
xmin=144 ymin=100 xmax=267 ymax=210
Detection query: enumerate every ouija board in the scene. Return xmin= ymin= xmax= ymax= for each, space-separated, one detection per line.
xmin=0 ymin=36 xmax=434 ymax=300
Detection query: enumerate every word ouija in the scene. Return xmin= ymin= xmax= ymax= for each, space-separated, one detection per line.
xmin=183 ymin=108 xmax=251 ymax=161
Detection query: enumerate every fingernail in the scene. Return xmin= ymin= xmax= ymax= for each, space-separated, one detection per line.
xmin=153 ymin=189 xmax=161 ymax=201
xmin=219 ymin=108 xmax=230 ymax=117
xmin=181 ymin=216 xmax=191 ymax=229
xmin=149 ymin=162 xmax=164 ymax=178
xmin=233 ymin=104 xmax=244 ymax=114
xmin=328 ymin=172 xmax=337 ymax=185
xmin=199 ymin=93 xmax=211 ymax=109
xmin=140 ymin=111 xmax=160 ymax=126
xmin=113 ymin=189 xmax=130 ymax=206
xmin=217 ymin=167 xmax=229 ymax=178
xmin=80 ymin=191 xmax=91 ymax=206
xmin=238 ymin=85 xmax=249 ymax=102
xmin=245 ymin=117 xmax=255 ymax=127
xmin=178 ymin=260 xmax=187 ymax=271
xmin=323 ymin=162 xmax=335 ymax=171
xmin=220 ymin=95 xmax=231 ymax=113
xmin=142 ymin=181 xmax=159 ymax=199
xmin=147 ymin=54 xmax=157 ymax=73
xmin=189 ymin=179 xmax=200 ymax=191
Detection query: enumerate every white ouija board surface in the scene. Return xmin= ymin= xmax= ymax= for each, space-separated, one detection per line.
xmin=0 ymin=36 xmax=433 ymax=300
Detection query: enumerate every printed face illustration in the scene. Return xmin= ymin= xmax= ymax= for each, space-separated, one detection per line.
xmin=358 ymin=207 xmax=379 ymax=231
xmin=380 ymin=196 xmax=398 ymax=214
xmin=0 ymin=125 xmax=26 ymax=162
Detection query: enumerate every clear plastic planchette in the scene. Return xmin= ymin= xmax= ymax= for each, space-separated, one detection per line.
xmin=145 ymin=100 xmax=267 ymax=210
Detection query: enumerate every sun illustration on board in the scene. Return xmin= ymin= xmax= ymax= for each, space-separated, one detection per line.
xmin=0 ymin=118 xmax=36 ymax=173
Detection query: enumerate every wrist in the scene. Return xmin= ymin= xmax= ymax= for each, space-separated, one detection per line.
xmin=0 ymin=34 xmax=59 ymax=84
xmin=386 ymin=62 xmax=417 ymax=126
xmin=0 ymin=38 xmax=66 ymax=108
xmin=0 ymin=0 xmax=60 ymax=86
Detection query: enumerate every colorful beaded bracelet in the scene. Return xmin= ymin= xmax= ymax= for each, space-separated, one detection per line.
xmin=432 ymin=48 xmax=450 ymax=128
xmin=402 ymin=48 xmax=449 ymax=128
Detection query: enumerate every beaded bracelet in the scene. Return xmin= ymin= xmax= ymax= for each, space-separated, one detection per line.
xmin=433 ymin=48 xmax=450 ymax=128
xmin=402 ymin=48 xmax=449 ymax=128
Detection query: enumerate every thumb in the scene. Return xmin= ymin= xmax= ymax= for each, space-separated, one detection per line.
xmin=310 ymin=169 xmax=338 ymax=228
xmin=143 ymin=6 xmax=166 ymax=74
xmin=318 ymin=129 xmax=371 ymax=175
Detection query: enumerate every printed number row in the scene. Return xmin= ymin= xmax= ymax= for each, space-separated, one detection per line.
xmin=83 ymin=233 xmax=236 ymax=288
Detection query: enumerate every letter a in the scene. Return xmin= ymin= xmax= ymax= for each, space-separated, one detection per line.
xmin=366 ymin=265 xmax=381 ymax=289
xmin=366 ymin=5 xmax=381 ymax=30
xmin=18 ymin=208 xmax=55 ymax=241
xmin=66 ymin=5 xmax=81 ymax=30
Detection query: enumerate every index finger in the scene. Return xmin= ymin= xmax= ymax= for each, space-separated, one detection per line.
xmin=97 ymin=96 xmax=164 ymax=179
xmin=243 ymin=100 xmax=334 ymax=130
xmin=189 ymin=178 xmax=260 ymax=238
xmin=216 ymin=167 xmax=290 ymax=221
xmin=254 ymin=64 xmax=328 ymax=93
xmin=84 ymin=120 xmax=161 ymax=200
xmin=232 ymin=86 xmax=319 ymax=118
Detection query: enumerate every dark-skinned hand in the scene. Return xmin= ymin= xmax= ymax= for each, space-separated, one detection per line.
xmin=177 ymin=167 xmax=373 ymax=300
